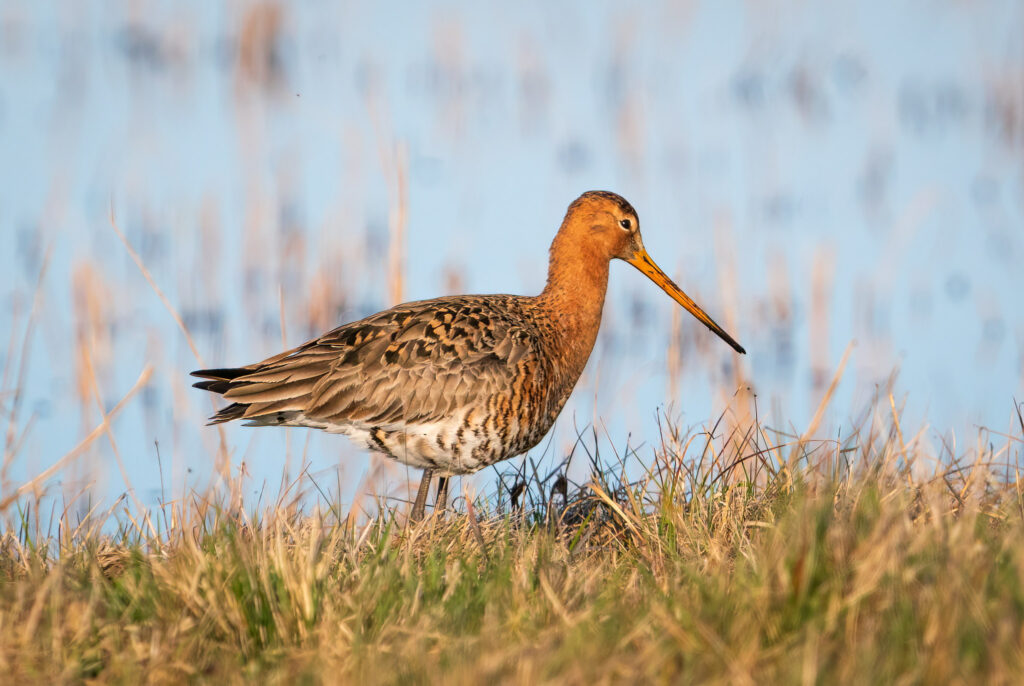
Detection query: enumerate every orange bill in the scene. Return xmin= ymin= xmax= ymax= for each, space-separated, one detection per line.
xmin=627 ymin=249 xmax=746 ymax=354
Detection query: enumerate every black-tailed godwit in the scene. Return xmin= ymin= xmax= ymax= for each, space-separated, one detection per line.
xmin=192 ymin=191 xmax=745 ymax=519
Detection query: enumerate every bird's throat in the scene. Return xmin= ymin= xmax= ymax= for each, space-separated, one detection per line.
xmin=537 ymin=239 xmax=611 ymax=381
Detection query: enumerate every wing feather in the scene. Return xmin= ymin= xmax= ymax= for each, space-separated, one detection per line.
xmin=194 ymin=295 xmax=544 ymax=428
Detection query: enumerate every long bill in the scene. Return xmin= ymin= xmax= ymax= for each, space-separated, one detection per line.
xmin=626 ymin=249 xmax=746 ymax=354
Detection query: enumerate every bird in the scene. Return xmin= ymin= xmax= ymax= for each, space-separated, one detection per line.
xmin=191 ymin=191 xmax=745 ymax=520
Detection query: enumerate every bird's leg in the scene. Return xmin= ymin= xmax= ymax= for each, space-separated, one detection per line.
xmin=411 ymin=468 xmax=433 ymax=522
xmin=434 ymin=476 xmax=449 ymax=514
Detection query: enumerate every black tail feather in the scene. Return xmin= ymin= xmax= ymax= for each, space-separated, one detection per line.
xmin=191 ymin=367 xmax=249 ymax=382
xmin=192 ymin=379 xmax=235 ymax=393
xmin=191 ymin=367 xmax=252 ymax=394
xmin=192 ymin=367 xmax=253 ymax=423
xmin=207 ymin=402 xmax=248 ymax=424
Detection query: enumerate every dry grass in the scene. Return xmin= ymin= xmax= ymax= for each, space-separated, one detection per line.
xmin=1 ymin=399 xmax=1022 ymax=684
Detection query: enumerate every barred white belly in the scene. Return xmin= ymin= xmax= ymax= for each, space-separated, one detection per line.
xmin=282 ymin=414 xmax=519 ymax=476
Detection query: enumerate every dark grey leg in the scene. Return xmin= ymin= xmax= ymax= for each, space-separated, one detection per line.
xmin=411 ymin=468 xmax=433 ymax=521
xmin=435 ymin=475 xmax=449 ymax=513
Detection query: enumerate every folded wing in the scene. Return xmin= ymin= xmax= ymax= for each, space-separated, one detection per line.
xmin=191 ymin=296 xmax=540 ymax=428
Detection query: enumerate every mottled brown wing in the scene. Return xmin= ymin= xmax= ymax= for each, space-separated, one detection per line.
xmin=204 ymin=296 xmax=540 ymax=427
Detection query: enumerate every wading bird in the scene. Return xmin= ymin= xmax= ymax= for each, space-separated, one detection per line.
xmin=192 ymin=191 xmax=745 ymax=520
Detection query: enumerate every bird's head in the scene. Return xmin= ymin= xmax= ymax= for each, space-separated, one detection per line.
xmin=560 ymin=190 xmax=746 ymax=354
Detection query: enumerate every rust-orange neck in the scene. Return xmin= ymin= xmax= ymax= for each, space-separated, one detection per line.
xmin=536 ymin=227 xmax=611 ymax=379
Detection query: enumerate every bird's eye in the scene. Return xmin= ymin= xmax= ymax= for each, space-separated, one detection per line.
xmin=619 ymin=219 xmax=632 ymax=230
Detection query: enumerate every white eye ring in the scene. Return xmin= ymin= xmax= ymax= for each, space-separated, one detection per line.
xmin=619 ymin=218 xmax=632 ymax=230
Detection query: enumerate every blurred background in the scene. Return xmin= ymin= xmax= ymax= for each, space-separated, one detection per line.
xmin=1 ymin=1 xmax=1022 ymax=519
